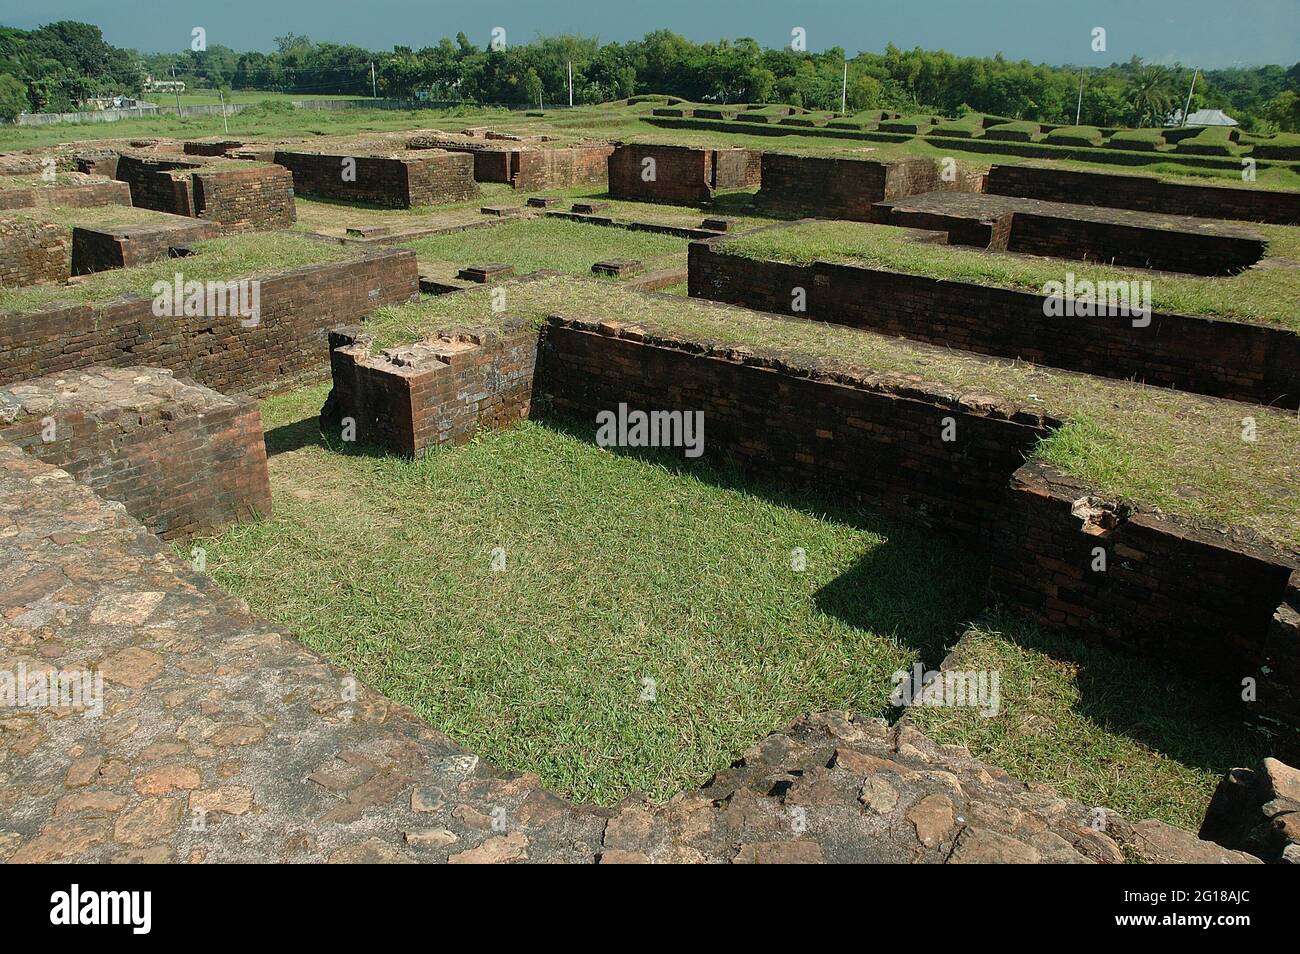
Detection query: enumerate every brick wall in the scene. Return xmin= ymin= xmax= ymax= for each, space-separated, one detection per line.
xmin=115 ymin=153 xmax=295 ymax=232
xmin=511 ymin=144 xmax=613 ymax=191
xmin=608 ymin=144 xmax=761 ymax=204
xmin=273 ymin=149 xmax=477 ymax=207
xmin=70 ymin=217 xmax=220 ymax=274
xmin=987 ymin=164 xmax=1300 ymax=225
xmin=0 ymin=249 xmax=419 ymax=395
xmin=990 ymin=461 xmax=1298 ymax=743
xmin=536 ymin=316 xmax=1051 ymax=538
xmin=323 ymin=321 xmax=537 ymax=456
xmin=754 ymin=153 xmax=983 ymax=220
xmin=0 ymin=366 xmax=271 ymax=538
xmin=0 ymin=217 xmax=70 ymax=287
xmin=688 ymin=242 xmax=1300 ymax=408
xmin=0 ymin=176 xmax=130 ymax=212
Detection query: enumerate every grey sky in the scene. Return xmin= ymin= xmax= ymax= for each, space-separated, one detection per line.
xmin=2 ymin=0 xmax=1297 ymax=68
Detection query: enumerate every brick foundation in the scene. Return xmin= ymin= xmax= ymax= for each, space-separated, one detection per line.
xmin=323 ymin=321 xmax=537 ymax=456
xmin=608 ymin=144 xmax=761 ymax=204
xmin=0 ymin=175 xmax=130 ymax=212
xmin=70 ymin=216 xmax=220 ymax=274
xmin=990 ymin=461 xmax=1299 ymax=747
xmin=987 ymin=164 xmax=1300 ymax=225
xmin=878 ymin=191 xmax=1267 ymax=275
xmin=0 ymin=217 xmax=70 ymax=287
xmin=688 ymin=241 xmax=1300 ymax=408
xmin=407 ymin=136 xmax=613 ymax=192
xmin=0 ymin=249 xmax=418 ymax=395
xmin=0 ymin=366 xmax=271 ymax=538
xmin=754 ymin=153 xmax=984 ymax=220
xmin=273 ymin=149 xmax=477 ymax=207
xmin=115 ymin=153 xmax=295 ymax=232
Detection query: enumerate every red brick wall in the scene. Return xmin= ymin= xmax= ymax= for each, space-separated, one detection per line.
xmin=688 ymin=242 xmax=1300 ymax=408
xmin=512 ymin=144 xmax=613 ymax=191
xmin=754 ymin=153 xmax=982 ymax=220
xmin=987 ymin=164 xmax=1300 ymax=225
xmin=273 ymin=150 xmax=477 ymax=207
xmin=0 ymin=217 xmax=70 ymax=286
xmin=0 ymin=178 xmax=130 ymax=212
xmin=608 ymin=144 xmax=760 ymax=204
xmin=0 ymin=369 xmax=272 ymax=538
xmin=0 ymin=249 xmax=419 ymax=395
xmin=536 ymin=317 xmax=1051 ymax=538
xmin=116 ymin=154 xmax=295 ymax=232
xmin=323 ymin=321 xmax=538 ymax=456
xmin=70 ymin=217 xmax=220 ymax=274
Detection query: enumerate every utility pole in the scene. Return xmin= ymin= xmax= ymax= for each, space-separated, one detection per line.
xmin=567 ymin=61 xmax=573 ymax=107
xmin=172 ymin=64 xmax=182 ymax=117
xmin=1180 ymin=68 xmax=1199 ymax=126
xmin=371 ymin=62 xmax=377 ymax=99
xmin=841 ymin=60 xmax=847 ymax=114
xmin=218 ymin=88 xmax=229 ymax=134
xmin=1075 ymin=71 xmax=1084 ymax=125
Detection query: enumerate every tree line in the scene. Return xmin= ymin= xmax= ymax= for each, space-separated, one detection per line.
xmin=2 ymin=21 xmax=1298 ymax=132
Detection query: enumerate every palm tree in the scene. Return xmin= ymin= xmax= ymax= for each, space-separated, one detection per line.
xmin=1125 ymin=61 xmax=1176 ymax=127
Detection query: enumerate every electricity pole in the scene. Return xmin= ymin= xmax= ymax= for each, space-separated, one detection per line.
xmin=1181 ymin=68 xmax=1199 ymax=126
xmin=172 ymin=64 xmax=182 ymax=117
xmin=1076 ymin=71 xmax=1084 ymax=125
xmin=371 ymin=62 xmax=377 ymax=99
xmin=841 ymin=60 xmax=847 ymax=114
xmin=567 ymin=61 xmax=573 ymax=107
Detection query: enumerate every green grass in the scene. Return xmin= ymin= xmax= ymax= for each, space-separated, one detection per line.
xmin=910 ymin=615 xmax=1268 ymax=831
xmin=0 ymin=233 xmax=353 ymax=313
xmin=1043 ymin=125 xmax=1104 ymax=145
xmin=398 ymin=217 xmax=688 ymax=279
xmin=195 ymin=389 xmax=987 ymax=803
xmin=721 ymin=219 xmax=1300 ymax=331
xmin=362 ymin=276 xmax=1300 ymax=550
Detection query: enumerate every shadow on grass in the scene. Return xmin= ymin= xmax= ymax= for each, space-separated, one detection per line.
xmin=969 ymin=610 xmax=1268 ymax=775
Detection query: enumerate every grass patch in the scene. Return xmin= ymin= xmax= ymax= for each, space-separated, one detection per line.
xmin=398 ymin=217 xmax=688 ymax=279
xmin=721 ymin=219 xmax=1300 ymax=331
xmin=363 ymin=276 xmax=1300 ymax=550
xmin=196 ymin=394 xmax=986 ymax=803
xmin=0 ymin=233 xmax=354 ymax=313
xmin=910 ymin=614 xmax=1268 ymax=831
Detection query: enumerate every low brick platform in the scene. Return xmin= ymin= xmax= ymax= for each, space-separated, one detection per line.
xmin=407 ymin=135 xmax=612 ymax=192
xmin=608 ymin=144 xmax=761 ymax=204
xmin=273 ymin=149 xmax=477 ymax=208
xmin=987 ymin=164 xmax=1300 ymax=225
xmin=115 ymin=153 xmax=295 ymax=232
xmin=0 ymin=174 xmax=130 ymax=212
xmin=0 ymin=367 xmax=270 ymax=538
xmin=70 ymin=216 xmax=220 ymax=274
xmin=0 ymin=443 xmax=1254 ymax=862
xmin=754 ymin=153 xmax=983 ymax=220
xmin=0 ymin=217 xmax=69 ymax=287
xmin=879 ymin=190 xmax=1268 ymax=275
xmin=323 ymin=322 xmax=538 ymax=457
xmin=689 ymin=239 xmax=1300 ymax=408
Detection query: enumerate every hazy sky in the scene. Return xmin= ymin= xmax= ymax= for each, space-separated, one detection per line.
xmin=2 ymin=0 xmax=1298 ymax=68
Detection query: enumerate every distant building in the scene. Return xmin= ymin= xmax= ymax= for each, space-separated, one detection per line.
xmin=144 ymin=77 xmax=187 ymax=94
xmin=1170 ymin=108 xmax=1238 ymax=126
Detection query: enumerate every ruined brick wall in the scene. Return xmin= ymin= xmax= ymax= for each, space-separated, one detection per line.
xmin=115 ymin=154 xmax=295 ymax=231
xmin=511 ymin=144 xmax=613 ymax=191
xmin=754 ymin=154 xmax=981 ymax=220
xmin=608 ymin=144 xmax=759 ymax=204
xmin=323 ymin=322 xmax=538 ymax=457
xmin=0 ymin=176 xmax=131 ymax=212
xmin=70 ymin=217 xmax=220 ymax=274
xmin=688 ymin=242 xmax=1300 ymax=408
xmin=184 ymin=139 xmax=245 ymax=157
xmin=0 ymin=249 xmax=419 ymax=395
xmin=0 ymin=367 xmax=271 ymax=538
xmin=987 ymin=164 xmax=1300 ymax=225
xmin=990 ymin=461 xmax=1298 ymax=735
xmin=273 ymin=150 xmax=477 ymax=207
xmin=536 ymin=317 xmax=1051 ymax=538
xmin=0 ymin=217 xmax=70 ymax=287
xmin=1260 ymin=573 xmax=1300 ymax=753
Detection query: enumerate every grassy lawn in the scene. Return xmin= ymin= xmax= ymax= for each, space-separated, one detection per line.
xmin=910 ymin=614 xmax=1268 ymax=832
xmin=0 ymin=233 xmax=353 ymax=313
xmin=720 ymin=219 xmax=1300 ymax=331
xmin=398 ymin=217 xmax=689 ymax=279
xmin=362 ymin=277 xmax=1300 ymax=551
xmin=194 ymin=385 xmax=987 ymax=803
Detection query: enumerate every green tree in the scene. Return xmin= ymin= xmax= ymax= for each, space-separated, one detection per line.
xmin=0 ymin=72 xmax=28 ymax=120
